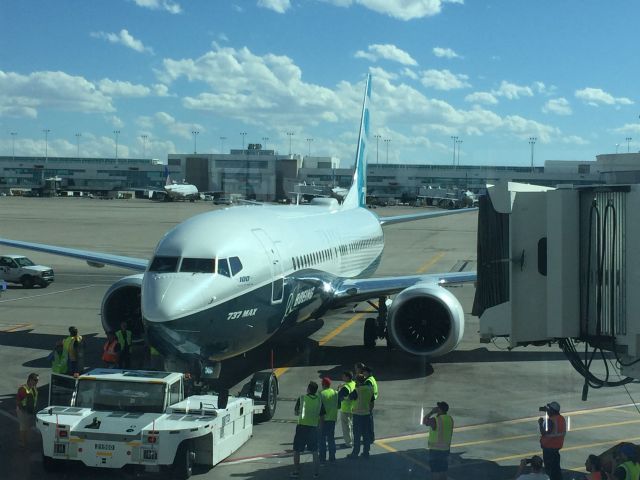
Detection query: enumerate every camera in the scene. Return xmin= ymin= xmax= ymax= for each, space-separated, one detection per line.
xmin=524 ymin=458 xmax=533 ymax=465
xmin=539 ymin=406 xmax=547 ymax=412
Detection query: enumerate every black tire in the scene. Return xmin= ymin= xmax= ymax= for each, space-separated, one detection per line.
xmin=253 ymin=371 xmax=278 ymax=423
xmin=42 ymin=454 xmax=61 ymax=472
xmin=364 ymin=317 xmax=377 ymax=348
xmin=39 ymin=281 xmax=50 ymax=288
xmin=21 ymin=275 xmax=34 ymax=289
xmin=173 ymin=442 xmax=194 ymax=480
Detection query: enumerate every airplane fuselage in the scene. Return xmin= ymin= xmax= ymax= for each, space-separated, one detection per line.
xmin=142 ymin=203 xmax=383 ymax=364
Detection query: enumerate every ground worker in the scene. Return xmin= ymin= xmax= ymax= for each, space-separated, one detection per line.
xmin=16 ymin=373 xmax=39 ymax=448
xmin=291 ymin=381 xmax=325 ymax=478
xmin=102 ymin=332 xmax=120 ymax=368
xmin=47 ymin=340 xmax=68 ymax=374
xmin=610 ymin=443 xmax=640 ymax=480
xmin=63 ymin=326 xmax=83 ymax=374
xmin=347 ymin=374 xmax=373 ymax=460
xmin=319 ymin=377 xmax=338 ymax=463
xmin=423 ymin=401 xmax=454 ymax=480
xmin=538 ymin=401 xmax=566 ymax=480
xmin=147 ymin=343 xmax=163 ymax=370
xmin=338 ymin=370 xmax=355 ymax=449
xmin=362 ymin=365 xmax=378 ymax=441
xmin=116 ymin=321 xmax=133 ymax=369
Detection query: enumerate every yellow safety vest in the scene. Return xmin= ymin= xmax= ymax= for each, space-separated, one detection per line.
xmin=51 ymin=350 xmax=68 ymax=374
xmin=18 ymin=384 xmax=38 ymax=413
xmin=428 ymin=414 xmax=454 ymax=451
xmin=352 ymin=384 xmax=373 ymax=416
xmin=298 ymin=394 xmax=322 ymax=427
xmin=320 ymin=388 xmax=338 ymax=422
xmin=620 ymin=461 xmax=640 ymax=480
xmin=340 ymin=380 xmax=355 ymax=413
xmin=63 ymin=335 xmax=82 ymax=361
xmin=365 ymin=375 xmax=378 ymax=400
xmin=116 ymin=330 xmax=132 ymax=350
xmin=149 ymin=345 xmax=160 ymax=356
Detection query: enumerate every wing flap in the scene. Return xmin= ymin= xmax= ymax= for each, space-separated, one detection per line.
xmin=0 ymin=238 xmax=148 ymax=271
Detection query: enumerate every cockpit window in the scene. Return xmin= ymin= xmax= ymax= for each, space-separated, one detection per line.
xmin=149 ymin=256 xmax=179 ymax=273
xmin=218 ymin=258 xmax=230 ymax=277
xmin=180 ymin=258 xmax=215 ymax=273
xmin=229 ymin=256 xmax=243 ymax=276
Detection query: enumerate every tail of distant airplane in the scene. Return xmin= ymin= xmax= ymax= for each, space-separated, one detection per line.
xmin=164 ymin=166 xmax=171 ymax=186
xmin=342 ymin=74 xmax=371 ymax=210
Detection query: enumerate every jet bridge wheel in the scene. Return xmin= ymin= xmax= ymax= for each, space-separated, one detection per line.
xmin=364 ymin=317 xmax=377 ymax=348
xmin=251 ymin=371 xmax=278 ymax=423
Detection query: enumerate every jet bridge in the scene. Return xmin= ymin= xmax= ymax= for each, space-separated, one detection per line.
xmin=473 ymin=181 xmax=640 ymax=387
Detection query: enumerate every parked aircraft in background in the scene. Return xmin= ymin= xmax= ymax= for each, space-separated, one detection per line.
xmin=0 ymin=74 xmax=477 ymax=384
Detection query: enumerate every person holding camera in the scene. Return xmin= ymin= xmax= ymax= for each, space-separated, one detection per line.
xmin=515 ymin=456 xmax=549 ymax=480
xmin=423 ymin=401 xmax=454 ymax=480
xmin=538 ymin=401 xmax=566 ymax=480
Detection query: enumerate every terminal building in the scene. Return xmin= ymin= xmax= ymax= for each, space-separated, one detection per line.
xmin=2 ymin=148 xmax=640 ymax=201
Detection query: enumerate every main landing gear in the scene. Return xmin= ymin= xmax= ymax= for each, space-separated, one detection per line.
xmin=363 ymin=296 xmax=391 ymax=349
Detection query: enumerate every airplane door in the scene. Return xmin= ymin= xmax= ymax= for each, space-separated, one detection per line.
xmin=49 ymin=374 xmax=78 ymax=406
xmin=252 ymin=229 xmax=284 ymax=304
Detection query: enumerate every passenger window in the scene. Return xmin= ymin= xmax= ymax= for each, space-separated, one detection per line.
xmin=169 ymin=381 xmax=181 ymax=406
xmin=180 ymin=258 xmax=215 ymax=273
xmin=218 ymin=258 xmax=231 ymax=277
xmin=149 ymin=256 xmax=179 ymax=273
xmin=229 ymin=256 xmax=243 ymax=276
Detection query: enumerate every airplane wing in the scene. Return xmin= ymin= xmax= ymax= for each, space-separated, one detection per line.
xmin=0 ymin=238 xmax=148 ymax=271
xmin=378 ymin=207 xmax=478 ymax=226
xmin=332 ymin=271 xmax=476 ymax=305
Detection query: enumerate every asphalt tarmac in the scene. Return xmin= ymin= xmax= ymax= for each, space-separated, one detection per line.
xmin=1 ymin=197 xmax=639 ymax=480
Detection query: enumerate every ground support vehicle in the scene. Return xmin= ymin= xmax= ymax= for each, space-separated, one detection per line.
xmin=0 ymin=254 xmax=54 ymax=288
xmin=37 ymin=369 xmax=275 ymax=478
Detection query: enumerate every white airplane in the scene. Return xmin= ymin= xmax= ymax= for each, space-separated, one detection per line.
xmin=152 ymin=166 xmax=199 ymax=202
xmin=0 ymin=75 xmax=476 ymax=386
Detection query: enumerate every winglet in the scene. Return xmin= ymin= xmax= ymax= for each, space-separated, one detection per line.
xmin=342 ymin=74 xmax=371 ymax=209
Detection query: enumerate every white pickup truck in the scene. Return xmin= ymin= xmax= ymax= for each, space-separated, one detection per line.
xmin=37 ymin=369 xmax=276 ymax=478
xmin=0 ymin=254 xmax=54 ymax=288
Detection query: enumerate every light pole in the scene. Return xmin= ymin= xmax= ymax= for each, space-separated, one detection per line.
xmin=450 ymin=136 xmax=458 ymax=166
xmin=306 ymin=138 xmax=313 ymax=157
xmin=10 ymin=132 xmax=17 ymax=160
xmin=615 ymin=143 xmax=620 ymax=154
xmin=262 ymin=136 xmax=269 ymax=151
xmin=219 ymin=136 xmax=227 ymax=153
xmin=113 ymin=130 xmax=120 ymax=163
xmin=374 ymin=134 xmax=381 ymax=164
xmin=75 ymin=133 xmax=81 ymax=159
xmin=384 ymin=138 xmax=391 ymax=164
xmin=43 ymin=129 xmax=51 ymax=162
xmin=141 ymin=134 xmax=148 ymax=158
xmin=529 ymin=137 xmax=537 ymax=172
xmin=456 ymin=139 xmax=463 ymax=167
xmin=626 ymin=137 xmax=632 ymax=153
xmin=192 ymin=130 xmax=199 ymax=154
xmin=240 ymin=132 xmax=247 ymax=151
xmin=286 ymin=131 xmax=294 ymax=155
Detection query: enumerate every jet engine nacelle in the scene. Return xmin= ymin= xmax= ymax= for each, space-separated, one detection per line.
xmin=101 ymin=274 xmax=144 ymax=338
xmin=387 ymin=283 xmax=465 ymax=357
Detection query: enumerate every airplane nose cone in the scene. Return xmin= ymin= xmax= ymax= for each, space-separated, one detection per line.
xmin=142 ymin=274 xmax=213 ymax=322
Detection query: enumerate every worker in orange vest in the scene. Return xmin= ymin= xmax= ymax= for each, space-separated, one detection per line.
xmin=538 ymin=401 xmax=566 ymax=480
xmin=102 ymin=332 xmax=120 ymax=368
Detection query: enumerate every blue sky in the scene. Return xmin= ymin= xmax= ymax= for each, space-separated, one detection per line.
xmin=1 ymin=0 xmax=639 ymax=167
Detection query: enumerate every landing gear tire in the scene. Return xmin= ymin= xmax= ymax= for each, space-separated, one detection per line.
xmin=173 ymin=442 xmax=195 ymax=480
xmin=252 ymin=371 xmax=278 ymax=423
xmin=21 ymin=275 xmax=34 ymax=289
xmin=364 ymin=317 xmax=377 ymax=348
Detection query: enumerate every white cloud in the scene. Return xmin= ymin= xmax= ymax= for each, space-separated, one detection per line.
xmin=464 ymin=91 xmax=498 ymax=105
xmin=542 ymin=97 xmax=572 ymax=116
xmin=561 ymin=135 xmax=589 ymax=145
xmin=368 ymin=66 xmax=398 ymax=82
xmin=98 ymin=79 xmax=152 ymax=97
xmin=401 ymin=68 xmax=418 ymax=80
xmin=433 ymin=47 xmax=460 ymax=59
xmin=152 ymin=83 xmax=171 ymax=96
xmin=324 ymin=0 xmax=461 ymax=21
xmin=612 ymin=123 xmax=640 ymax=135
xmin=257 ymin=0 xmax=291 ymax=13
xmin=355 ymin=44 xmax=417 ymax=66
xmin=575 ymin=87 xmax=634 ymax=106
xmin=493 ymin=80 xmax=533 ymax=100
xmin=420 ymin=69 xmax=470 ymax=90
xmin=132 ymin=0 xmax=182 ymax=14
xmin=0 ymin=70 xmax=115 ymax=118
xmin=155 ymin=112 xmax=204 ymax=140
xmin=108 ymin=115 xmax=125 ymax=128
xmin=91 ymin=29 xmax=154 ymax=54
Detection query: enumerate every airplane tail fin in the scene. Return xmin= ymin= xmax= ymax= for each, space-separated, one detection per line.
xmin=342 ymin=74 xmax=371 ymax=210
xmin=164 ymin=166 xmax=171 ymax=186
